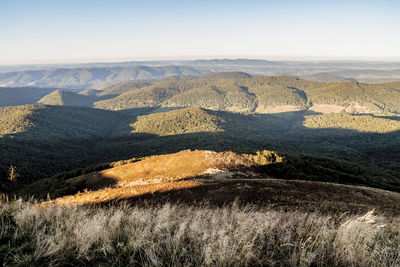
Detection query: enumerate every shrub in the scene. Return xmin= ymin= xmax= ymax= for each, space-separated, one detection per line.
xmin=253 ymin=150 xmax=283 ymax=165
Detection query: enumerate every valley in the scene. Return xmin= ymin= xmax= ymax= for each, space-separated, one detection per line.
xmin=1 ymin=70 xmax=400 ymax=266
xmin=3 ymin=0 xmax=400 ymax=264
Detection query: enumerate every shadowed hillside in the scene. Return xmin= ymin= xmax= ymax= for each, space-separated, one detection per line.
xmin=2 ymin=105 xmax=400 ymax=193
xmin=0 ymin=87 xmax=55 ymax=107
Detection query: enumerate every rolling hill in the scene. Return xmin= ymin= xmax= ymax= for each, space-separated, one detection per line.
xmin=34 ymin=150 xmax=400 ymax=216
xmin=129 ymin=107 xmax=224 ymax=136
xmin=93 ymin=75 xmax=400 ymax=114
xmin=2 ymin=59 xmax=400 ymax=89
xmin=2 ymin=104 xmax=400 ymax=193
xmin=5 ymin=72 xmax=400 ymax=115
xmin=0 ymin=104 xmax=128 ymax=140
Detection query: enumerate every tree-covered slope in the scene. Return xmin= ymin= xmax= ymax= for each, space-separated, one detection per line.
xmin=94 ymin=82 xmax=184 ymax=110
xmin=1 ymin=104 xmax=400 ymax=192
xmin=130 ymin=107 xmax=224 ymax=136
xmin=93 ymin=75 xmax=400 ymax=114
xmin=0 ymin=104 xmax=128 ymax=140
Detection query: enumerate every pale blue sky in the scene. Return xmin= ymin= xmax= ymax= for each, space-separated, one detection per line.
xmin=0 ymin=0 xmax=399 ymax=64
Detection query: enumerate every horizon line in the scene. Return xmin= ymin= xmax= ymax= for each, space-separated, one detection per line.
xmin=2 ymin=55 xmax=400 ymax=66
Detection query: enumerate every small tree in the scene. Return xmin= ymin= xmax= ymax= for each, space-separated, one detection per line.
xmin=8 ymin=165 xmax=19 ymax=182
xmin=253 ymin=150 xmax=283 ymax=165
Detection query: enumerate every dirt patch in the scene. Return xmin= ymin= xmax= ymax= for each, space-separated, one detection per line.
xmin=255 ymin=105 xmax=301 ymax=114
xmin=308 ymin=104 xmax=345 ymax=114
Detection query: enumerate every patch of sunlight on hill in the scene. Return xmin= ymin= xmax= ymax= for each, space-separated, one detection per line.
xmin=0 ymin=105 xmax=40 ymax=137
xmin=0 ymin=104 xmax=129 ymax=140
xmin=130 ymin=107 xmax=224 ymax=136
xmin=304 ymin=113 xmax=400 ymax=133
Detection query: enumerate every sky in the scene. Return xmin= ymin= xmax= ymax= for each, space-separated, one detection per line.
xmin=0 ymin=0 xmax=399 ymax=64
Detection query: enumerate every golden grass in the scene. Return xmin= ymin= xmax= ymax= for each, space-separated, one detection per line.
xmin=42 ymin=150 xmax=400 ymax=215
xmin=2 ymin=198 xmax=400 ymax=266
xmin=68 ymin=150 xmax=254 ymax=188
xmin=44 ymin=180 xmax=202 ymax=206
xmin=46 ymin=150 xmax=257 ymax=206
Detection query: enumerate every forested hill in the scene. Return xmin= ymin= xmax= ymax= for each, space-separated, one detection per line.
xmin=93 ymin=75 xmax=400 ymax=114
xmin=2 ymin=104 xmax=400 ymax=193
xmin=3 ymin=72 xmax=400 ymax=114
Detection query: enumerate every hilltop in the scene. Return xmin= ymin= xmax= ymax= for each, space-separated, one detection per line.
xmin=38 ymin=89 xmax=97 ymax=107
xmin=37 ymin=150 xmax=400 ymax=215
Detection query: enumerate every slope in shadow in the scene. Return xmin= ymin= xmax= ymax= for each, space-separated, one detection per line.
xmin=2 ymin=106 xmax=400 ymax=194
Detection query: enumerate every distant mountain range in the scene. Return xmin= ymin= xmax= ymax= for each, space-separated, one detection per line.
xmin=0 ymin=65 xmax=204 ymax=89
xmin=1 ymin=59 xmax=400 ymax=89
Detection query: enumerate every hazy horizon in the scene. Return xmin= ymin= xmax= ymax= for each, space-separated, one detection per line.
xmin=1 ymin=0 xmax=400 ymax=65
xmin=2 ymin=54 xmax=400 ymax=67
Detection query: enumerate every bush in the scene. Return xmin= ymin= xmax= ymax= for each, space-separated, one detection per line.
xmin=253 ymin=150 xmax=283 ymax=165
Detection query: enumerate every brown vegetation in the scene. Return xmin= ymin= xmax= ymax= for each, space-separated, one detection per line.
xmin=1 ymin=198 xmax=399 ymax=266
xmin=67 ymin=150 xmax=254 ymax=189
xmin=42 ymin=150 xmax=400 ymax=215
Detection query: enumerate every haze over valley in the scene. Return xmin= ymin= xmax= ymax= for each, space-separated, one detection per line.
xmin=1 ymin=0 xmax=400 ymax=266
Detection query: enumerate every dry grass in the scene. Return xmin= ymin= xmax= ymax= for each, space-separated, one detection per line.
xmin=44 ymin=180 xmax=202 ymax=206
xmin=1 ymin=198 xmax=399 ymax=266
xmin=44 ymin=150 xmax=400 ymax=215
xmin=67 ymin=150 xmax=254 ymax=189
